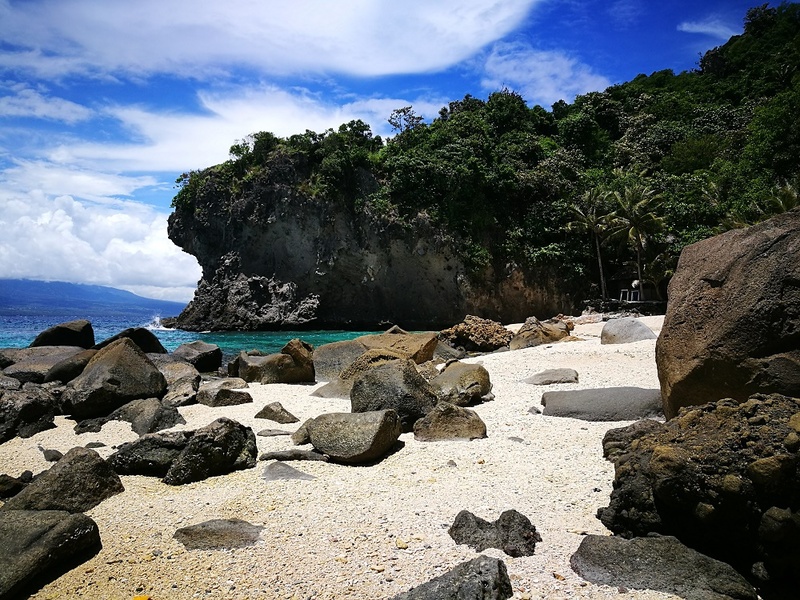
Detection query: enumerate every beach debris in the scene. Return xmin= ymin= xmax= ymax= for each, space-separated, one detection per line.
xmin=656 ymin=210 xmax=800 ymax=418
xmin=600 ymin=317 xmax=656 ymax=345
xmin=173 ymin=518 xmax=263 ymax=550
xmin=509 ymin=316 xmax=572 ymax=350
xmin=413 ymin=402 xmax=487 ymax=442
xmin=350 ymin=359 xmax=437 ymax=432
xmin=254 ymin=401 xmax=299 ymax=423
xmin=541 ymin=387 xmax=663 ymax=421
xmin=570 ymin=535 xmax=757 ymax=600
xmin=390 ymin=554 xmax=512 ymax=600
xmin=448 ymin=509 xmax=541 ymax=557
xmin=525 ymin=368 xmax=579 ymax=385
xmin=2 ymin=446 xmax=124 ymax=513
xmin=430 ymin=361 xmax=494 ymax=406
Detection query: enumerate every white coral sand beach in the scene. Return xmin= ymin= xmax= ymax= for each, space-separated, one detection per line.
xmin=0 ymin=316 xmax=683 ymax=600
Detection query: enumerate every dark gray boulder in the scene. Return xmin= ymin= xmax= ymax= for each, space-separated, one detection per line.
xmin=1 ymin=447 xmax=124 ymax=513
xmin=30 ymin=319 xmax=95 ymax=348
xmin=600 ymin=317 xmax=657 ymax=344
xmin=0 ymin=374 xmax=21 ymax=390
xmin=163 ymin=418 xmax=257 ymax=485
xmin=0 ymin=385 xmax=58 ymax=443
xmin=448 ymin=509 xmax=542 ymax=557
xmin=155 ymin=359 xmax=201 ymax=408
xmin=312 ymin=339 xmax=368 ymax=381
xmin=196 ymin=378 xmax=251 ymax=407
xmin=43 ymin=349 xmax=97 ymax=384
xmin=74 ymin=397 xmax=185 ymax=436
xmin=656 ymin=209 xmax=800 ymax=419
xmin=254 ymin=401 xmax=299 ymax=424
xmin=312 ymin=347 xmax=407 ymax=399
xmin=0 ymin=510 xmax=101 ymax=599
xmin=3 ymin=346 xmax=85 ymax=385
xmin=570 ymin=535 xmax=757 ymax=600
xmin=306 ymin=410 xmax=402 ymax=464
xmin=94 ymin=327 xmax=167 ymax=353
xmin=258 ymin=449 xmax=328 ymax=462
xmin=509 ymin=316 xmax=572 ymax=350
xmin=61 ymin=338 xmax=168 ymax=419
xmin=413 ymin=402 xmax=487 ymax=441
xmin=350 ymin=359 xmax=438 ymax=432
xmin=391 ymin=555 xmax=512 ymax=600
xmin=107 ymin=430 xmax=193 ymax=477
xmin=525 ymin=368 xmax=579 ymax=385
xmin=430 ymin=361 xmax=493 ymax=406
xmin=541 ymin=387 xmax=664 ymax=421
xmin=172 ymin=340 xmax=222 ymax=373
xmin=262 ymin=461 xmax=316 ymax=481
xmin=0 ymin=473 xmax=29 ymax=498
xmin=173 ymin=518 xmax=263 ymax=550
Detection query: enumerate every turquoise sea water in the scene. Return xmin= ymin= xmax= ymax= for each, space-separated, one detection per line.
xmin=0 ymin=314 xmax=373 ymax=359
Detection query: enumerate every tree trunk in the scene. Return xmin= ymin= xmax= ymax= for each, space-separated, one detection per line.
xmin=594 ymin=234 xmax=608 ymax=300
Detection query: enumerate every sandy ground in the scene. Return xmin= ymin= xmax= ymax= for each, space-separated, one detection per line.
xmin=0 ymin=316 xmax=681 ymax=600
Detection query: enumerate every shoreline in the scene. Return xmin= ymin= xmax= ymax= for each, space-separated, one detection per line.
xmin=0 ymin=316 xmax=677 ymax=599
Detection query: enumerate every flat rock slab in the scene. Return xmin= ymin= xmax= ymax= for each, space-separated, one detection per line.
xmin=570 ymin=535 xmax=757 ymax=600
xmin=525 ymin=368 xmax=579 ymax=385
xmin=0 ymin=510 xmax=101 ymax=599
xmin=256 ymin=428 xmax=291 ymax=437
xmin=258 ymin=449 xmax=329 ymax=462
xmin=173 ymin=518 xmax=263 ymax=550
xmin=391 ymin=555 xmax=512 ymax=600
xmin=541 ymin=387 xmax=664 ymax=421
xmin=262 ymin=461 xmax=316 ymax=481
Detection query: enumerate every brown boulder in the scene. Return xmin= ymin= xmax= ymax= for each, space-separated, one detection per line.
xmin=509 ymin=317 xmax=571 ymax=350
xmin=355 ymin=326 xmax=438 ymax=364
xmin=656 ymin=209 xmax=800 ymax=419
xmin=438 ymin=315 xmax=512 ymax=352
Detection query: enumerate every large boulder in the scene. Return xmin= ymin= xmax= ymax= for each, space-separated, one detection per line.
xmin=430 ymin=361 xmax=493 ymax=406
xmin=152 ymin=358 xmax=201 ymax=407
xmin=61 ymin=338 xmax=168 ymax=418
xmin=29 ymin=319 xmax=95 ymax=348
xmin=312 ymin=339 xmax=369 ymax=381
xmin=196 ymin=378 xmax=251 ymax=407
xmin=0 ymin=385 xmax=59 ymax=443
xmin=172 ymin=340 xmax=222 ymax=373
xmin=541 ymin=387 xmax=664 ymax=421
xmin=3 ymin=346 xmax=85 ymax=385
xmin=74 ymin=397 xmax=185 ymax=436
xmin=656 ymin=209 xmax=800 ymax=418
xmin=438 ymin=315 xmax=512 ymax=353
xmin=350 ymin=359 xmax=438 ymax=432
xmin=355 ymin=326 xmax=439 ymax=363
xmin=163 ymin=418 xmax=257 ymax=485
xmin=312 ymin=347 xmax=407 ymax=398
xmin=43 ymin=349 xmax=97 ymax=384
xmin=0 ymin=510 xmax=101 ymax=600
xmin=306 ymin=410 xmax=402 ymax=464
xmin=259 ymin=338 xmax=315 ymax=384
xmin=94 ymin=327 xmax=167 ymax=354
xmin=448 ymin=509 xmax=542 ymax=557
xmin=390 ymin=555 xmax=512 ymax=600
xmin=1 ymin=446 xmax=124 ymax=513
xmin=509 ymin=316 xmax=572 ymax=350
xmin=107 ymin=430 xmax=194 ymax=477
xmin=570 ymin=535 xmax=757 ymax=600
xmin=597 ymin=393 xmax=800 ymax=596
xmin=413 ymin=402 xmax=487 ymax=441
xmin=601 ymin=317 xmax=657 ymax=345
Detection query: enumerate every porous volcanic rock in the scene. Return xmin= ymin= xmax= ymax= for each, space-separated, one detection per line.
xmin=73 ymin=397 xmax=185 ymax=436
xmin=509 ymin=316 xmax=572 ymax=350
xmin=656 ymin=209 xmax=800 ymax=418
xmin=438 ymin=315 xmax=512 ymax=352
xmin=448 ymin=509 xmax=541 ymax=557
xmin=30 ymin=319 xmax=95 ymax=349
xmin=597 ymin=393 xmax=800 ymax=596
xmin=390 ymin=555 xmax=512 ymax=600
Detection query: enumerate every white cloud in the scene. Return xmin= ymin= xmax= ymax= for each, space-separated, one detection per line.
xmin=0 ymin=83 xmax=93 ymax=123
xmin=678 ymin=18 xmax=738 ymax=41
xmin=0 ymin=188 xmax=201 ymax=301
xmin=0 ymin=0 xmax=540 ymax=79
xmin=481 ymin=42 xmax=611 ymax=107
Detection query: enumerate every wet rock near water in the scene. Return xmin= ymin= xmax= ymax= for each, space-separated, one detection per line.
xmin=391 ymin=555 xmax=513 ymax=600
xmin=1 ymin=446 xmax=124 ymax=513
xmin=448 ymin=509 xmax=541 ymax=557
xmin=29 ymin=320 xmax=95 ymax=349
xmin=541 ymin=387 xmax=664 ymax=421
xmin=570 ymin=534 xmax=757 ymax=600
xmin=173 ymin=518 xmax=263 ymax=550
xmin=0 ymin=510 xmax=101 ymax=600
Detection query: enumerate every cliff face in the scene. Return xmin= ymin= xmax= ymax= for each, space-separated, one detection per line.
xmin=167 ymin=157 xmax=576 ymax=331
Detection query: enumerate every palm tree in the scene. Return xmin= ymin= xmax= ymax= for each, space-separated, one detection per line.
xmin=566 ymin=188 xmax=612 ymax=300
xmin=608 ymin=183 xmax=665 ymax=300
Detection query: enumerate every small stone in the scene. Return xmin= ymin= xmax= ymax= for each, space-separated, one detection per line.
xmin=370 ymin=565 xmax=385 ymax=572
xmin=395 ymin=539 xmax=409 ymax=549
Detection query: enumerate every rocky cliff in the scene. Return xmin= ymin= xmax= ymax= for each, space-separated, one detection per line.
xmin=167 ymin=153 xmax=576 ymax=331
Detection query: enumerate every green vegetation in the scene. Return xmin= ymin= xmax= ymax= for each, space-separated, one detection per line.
xmin=173 ymin=3 xmax=800 ymax=301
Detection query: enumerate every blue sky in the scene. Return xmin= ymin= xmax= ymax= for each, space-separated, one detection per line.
xmin=0 ymin=0 xmax=761 ymax=302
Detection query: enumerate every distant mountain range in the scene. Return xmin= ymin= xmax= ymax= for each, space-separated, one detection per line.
xmin=0 ymin=279 xmax=187 ymax=317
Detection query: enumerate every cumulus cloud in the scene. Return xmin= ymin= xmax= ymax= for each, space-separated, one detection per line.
xmin=481 ymin=42 xmax=611 ymax=107
xmin=0 ymin=189 xmax=201 ymax=302
xmin=677 ymin=17 xmax=739 ymax=41
xmin=0 ymin=0 xmax=540 ymax=79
